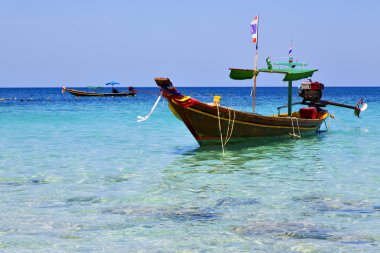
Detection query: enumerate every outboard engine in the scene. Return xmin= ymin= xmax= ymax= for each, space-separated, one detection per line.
xmin=298 ymin=79 xmax=324 ymax=103
xmin=297 ymin=79 xmax=367 ymax=117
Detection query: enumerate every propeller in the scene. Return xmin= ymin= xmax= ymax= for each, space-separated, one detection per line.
xmin=354 ymin=98 xmax=368 ymax=117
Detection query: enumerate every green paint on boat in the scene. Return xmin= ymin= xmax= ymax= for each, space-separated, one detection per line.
xmin=229 ymin=68 xmax=317 ymax=82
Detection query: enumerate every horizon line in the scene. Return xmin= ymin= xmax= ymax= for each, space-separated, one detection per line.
xmin=0 ymin=85 xmax=379 ymax=88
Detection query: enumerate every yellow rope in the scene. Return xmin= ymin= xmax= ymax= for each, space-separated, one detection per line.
xmin=295 ymin=117 xmax=301 ymax=139
xmin=290 ymin=117 xmax=295 ymax=139
xmin=224 ymin=109 xmax=236 ymax=145
xmin=289 ymin=117 xmax=301 ymax=139
xmin=224 ymin=108 xmax=231 ymax=145
xmin=216 ymin=105 xmax=236 ymax=154
xmin=216 ymin=104 xmax=225 ymax=155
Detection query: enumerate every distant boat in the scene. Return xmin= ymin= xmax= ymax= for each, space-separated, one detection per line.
xmin=62 ymin=87 xmax=136 ymax=97
xmin=62 ymin=82 xmax=136 ymax=97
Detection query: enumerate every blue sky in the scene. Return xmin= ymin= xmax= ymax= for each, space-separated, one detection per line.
xmin=0 ymin=0 xmax=379 ymax=87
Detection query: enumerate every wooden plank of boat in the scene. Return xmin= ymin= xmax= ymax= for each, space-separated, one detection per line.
xmin=62 ymin=87 xmax=136 ymax=97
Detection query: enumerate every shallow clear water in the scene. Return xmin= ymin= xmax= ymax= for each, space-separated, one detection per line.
xmin=0 ymin=87 xmax=380 ymax=252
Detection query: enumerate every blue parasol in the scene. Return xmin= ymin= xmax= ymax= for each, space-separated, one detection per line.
xmin=105 ymin=81 xmax=120 ymax=87
xmin=105 ymin=81 xmax=120 ymax=93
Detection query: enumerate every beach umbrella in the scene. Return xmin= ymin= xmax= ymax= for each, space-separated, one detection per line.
xmin=105 ymin=81 xmax=120 ymax=88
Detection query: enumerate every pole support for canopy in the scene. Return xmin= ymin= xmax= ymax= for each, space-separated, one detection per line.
xmin=252 ymin=70 xmax=257 ymax=112
xmin=288 ymin=81 xmax=292 ymax=116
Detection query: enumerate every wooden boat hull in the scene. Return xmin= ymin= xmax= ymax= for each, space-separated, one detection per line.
xmin=168 ymin=97 xmax=327 ymax=145
xmin=62 ymin=88 xmax=136 ymax=97
xmin=154 ymin=78 xmax=328 ymax=146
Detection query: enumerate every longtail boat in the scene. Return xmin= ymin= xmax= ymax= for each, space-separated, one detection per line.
xmin=151 ymin=37 xmax=367 ymax=146
xmin=141 ymin=17 xmax=367 ymax=147
xmin=154 ymin=70 xmax=366 ymax=146
xmin=62 ymin=87 xmax=136 ymax=97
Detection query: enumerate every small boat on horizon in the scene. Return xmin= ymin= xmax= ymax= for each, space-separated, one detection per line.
xmin=62 ymin=81 xmax=137 ymax=97
xmin=62 ymin=87 xmax=137 ymax=97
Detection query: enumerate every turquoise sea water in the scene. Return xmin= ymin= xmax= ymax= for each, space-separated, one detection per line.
xmin=1 ymin=87 xmax=380 ymax=252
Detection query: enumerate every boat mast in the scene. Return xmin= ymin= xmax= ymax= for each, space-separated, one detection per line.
xmin=287 ymin=41 xmax=293 ymax=116
xmin=251 ymin=15 xmax=259 ymax=112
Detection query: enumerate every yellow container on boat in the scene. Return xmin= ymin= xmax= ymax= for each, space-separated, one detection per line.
xmin=213 ymin=96 xmax=221 ymax=105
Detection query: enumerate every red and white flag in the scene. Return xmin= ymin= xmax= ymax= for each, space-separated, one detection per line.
xmin=250 ymin=16 xmax=259 ymax=43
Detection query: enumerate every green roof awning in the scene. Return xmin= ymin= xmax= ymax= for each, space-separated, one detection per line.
xmin=229 ymin=68 xmax=255 ymax=80
xmin=229 ymin=68 xmax=318 ymax=81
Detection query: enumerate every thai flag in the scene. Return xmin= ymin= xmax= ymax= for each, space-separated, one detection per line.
xmin=288 ymin=46 xmax=293 ymax=63
xmin=250 ymin=16 xmax=259 ymax=43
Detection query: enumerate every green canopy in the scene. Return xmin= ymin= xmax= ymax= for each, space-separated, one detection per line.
xmin=229 ymin=68 xmax=318 ymax=81
xmin=229 ymin=68 xmax=255 ymax=80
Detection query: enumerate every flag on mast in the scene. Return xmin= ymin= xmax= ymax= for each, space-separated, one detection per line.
xmin=250 ymin=16 xmax=259 ymax=43
xmin=289 ymin=41 xmax=293 ymax=63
